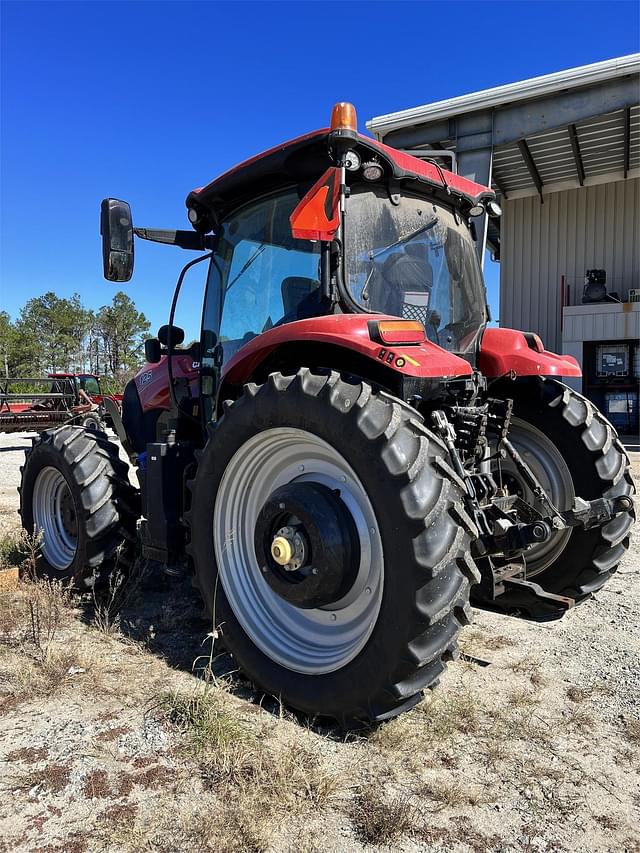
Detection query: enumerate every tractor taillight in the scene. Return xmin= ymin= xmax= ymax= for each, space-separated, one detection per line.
xmin=372 ymin=320 xmax=426 ymax=345
xmin=330 ymin=102 xmax=357 ymax=134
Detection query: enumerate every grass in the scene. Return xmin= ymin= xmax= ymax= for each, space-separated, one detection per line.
xmin=157 ymin=688 xmax=251 ymax=779
xmin=155 ymin=685 xmax=341 ymax=844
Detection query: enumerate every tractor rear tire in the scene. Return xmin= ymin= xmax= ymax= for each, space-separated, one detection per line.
xmin=186 ymin=369 xmax=479 ymax=727
xmin=495 ymin=378 xmax=635 ymax=599
xmin=19 ymin=425 xmax=138 ymax=589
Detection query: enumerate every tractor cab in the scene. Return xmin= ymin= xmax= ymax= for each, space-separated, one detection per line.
xmin=185 ymin=103 xmax=497 ymax=409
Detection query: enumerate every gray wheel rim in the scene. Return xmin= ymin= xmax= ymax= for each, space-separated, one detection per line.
xmin=32 ymin=466 xmax=77 ymax=571
xmin=493 ymin=417 xmax=574 ymax=575
xmin=213 ymin=428 xmax=384 ymax=675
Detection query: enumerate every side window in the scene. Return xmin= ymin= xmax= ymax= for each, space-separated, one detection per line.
xmin=216 ymin=192 xmax=321 ymax=365
xmin=80 ymin=377 xmax=100 ymax=396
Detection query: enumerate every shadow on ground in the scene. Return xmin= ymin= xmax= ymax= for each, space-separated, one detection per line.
xmin=83 ymin=563 xmax=346 ymax=737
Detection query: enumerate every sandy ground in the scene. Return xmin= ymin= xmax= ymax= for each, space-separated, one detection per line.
xmin=0 ymin=430 xmax=638 ymax=853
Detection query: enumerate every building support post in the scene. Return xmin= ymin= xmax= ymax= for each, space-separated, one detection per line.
xmin=457 ymin=146 xmax=493 ymax=267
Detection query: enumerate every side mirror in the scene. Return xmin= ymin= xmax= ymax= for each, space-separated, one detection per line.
xmin=144 ymin=338 xmax=162 ymax=364
xmin=100 ymin=198 xmax=134 ymax=282
xmin=157 ymin=324 xmax=185 ymax=347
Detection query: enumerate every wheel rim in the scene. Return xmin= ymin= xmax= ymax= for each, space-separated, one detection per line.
xmin=213 ymin=428 xmax=383 ymax=675
xmin=32 ymin=466 xmax=78 ymax=571
xmin=492 ymin=417 xmax=574 ymax=575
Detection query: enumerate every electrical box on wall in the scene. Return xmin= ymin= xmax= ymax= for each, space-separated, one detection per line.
xmin=596 ymin=344 xmax=629 ymax=377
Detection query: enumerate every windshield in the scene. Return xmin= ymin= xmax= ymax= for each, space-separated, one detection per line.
xmin=344 ymin=185 xmax=487 ymax=352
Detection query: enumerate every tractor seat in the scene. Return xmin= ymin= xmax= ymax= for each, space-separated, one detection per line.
xmin=279 ymin=276 xmax=323 ymax=324
xmin=370 ymin=252 xmax=433 ymax=319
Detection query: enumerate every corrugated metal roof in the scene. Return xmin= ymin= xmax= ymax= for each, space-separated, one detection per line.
xmin=367 ymin=54 xmax=640 ymax=136
xmin=492 ymin=105 xmax=640 ymax=196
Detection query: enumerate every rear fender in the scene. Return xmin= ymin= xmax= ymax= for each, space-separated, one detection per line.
xmin=479 ymin=327 xmax=581 ymax=378
xmin=218 ymin=315 xmax=473 ymax=404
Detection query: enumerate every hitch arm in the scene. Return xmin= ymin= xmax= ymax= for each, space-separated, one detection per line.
xmin=500 ymin=436 xmax=565 ymax=527
xmin=561 ymin=495 xmax=634 ymax=530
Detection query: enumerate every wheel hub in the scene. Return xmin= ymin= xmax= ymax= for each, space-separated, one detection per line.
xmin=254 ymin=481 xmax=360 ymax=609
xmin=270 ymin=526 xmax=307 ymax=570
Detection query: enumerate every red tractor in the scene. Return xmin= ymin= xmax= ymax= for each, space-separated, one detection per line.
xmin=19 ymin=104 xmax=635 ymax=727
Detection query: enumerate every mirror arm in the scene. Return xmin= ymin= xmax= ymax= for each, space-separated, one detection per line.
xmin=133 ymin=228 xmax=216 ymax=251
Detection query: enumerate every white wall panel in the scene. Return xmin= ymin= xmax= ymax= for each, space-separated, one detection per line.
xmin=500 ymin=177 xmax=640 ymax=351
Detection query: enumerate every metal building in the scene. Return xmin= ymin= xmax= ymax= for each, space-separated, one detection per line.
xmin=368 ymin=55 xmax=640 ymax=434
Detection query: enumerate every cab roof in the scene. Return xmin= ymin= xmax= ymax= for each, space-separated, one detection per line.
xmin=186 ymin=130 xmax=494 ymax=226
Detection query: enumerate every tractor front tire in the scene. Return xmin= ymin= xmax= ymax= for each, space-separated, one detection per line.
xmin=495 ymin=378 xmax=635 ymax=599
xmin=187 ymin=370 xmax=479 ymax=727
xmin=78 ymin=411 xmax=105 ymax=432
xmin=19 ymin=425 xmax=138 ymax=588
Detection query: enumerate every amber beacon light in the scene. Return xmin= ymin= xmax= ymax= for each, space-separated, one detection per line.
xmin=330 ymin=102 xmax=358 ymax=135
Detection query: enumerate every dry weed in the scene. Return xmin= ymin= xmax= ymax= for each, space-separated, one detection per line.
xmin=506 ymin=687 xmax=541 ymax=709
xmin=566 ymin=685 xmax=593 ymax=702
xmin=0 ymin=529 xmax=42 ymax=577
xmin=622 ymin=716 xmax=640 ymax=745
xmin=7 ymin=745 xmax=49 ymax=763
xmin=83 ymin=769 xmax=112 ymax=799
xmin=6 ymin=645 xmax=87 ymax=699
xmin=102 ymin=799 xmax=274 ymax=853
xmin=0 ymin=530 xmax=23 ymax=569
xmin=350 ymin=784 xmax=418 ymax=845
xmin=92 ymin=555 xmax=149 ymax=635
xmin=25 ymin=578 xmax=72 ymax=659
xmin=459 ymin=627 xmax=515 ymax=653
xmin=16 ymin=762 xmax=71 ymax=794
xmin=420 ymin=777 xmax=488 ymax=810
xmin=564 ymin=705 xmax=596 ymax=732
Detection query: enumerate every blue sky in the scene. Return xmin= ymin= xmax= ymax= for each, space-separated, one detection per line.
xmin=1 ymin=0 xmax=638 ymax=340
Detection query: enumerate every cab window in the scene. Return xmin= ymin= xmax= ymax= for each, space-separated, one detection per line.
xmin=79 ymin=376 xmax=100 ymax=396
xmin=214 ymin=190 xmax=322 ymax=365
